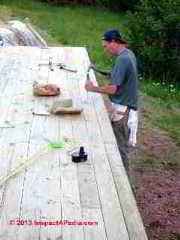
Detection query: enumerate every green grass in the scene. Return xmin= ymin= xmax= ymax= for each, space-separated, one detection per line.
xmin=0 ymin=0 xmax=126 ymax=69
xmin=140 ymin=79 xmax=180 ymax=107
xmin=154 ymin=111 xmax=180 ymax=144
xmin=139 ymin=78 xmax=180 ymax=144
xmin=140 ymin=90 xmax=180 ymax=144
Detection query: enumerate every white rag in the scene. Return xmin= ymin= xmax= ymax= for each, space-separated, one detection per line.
xmin=127 ymin=109 xmax=138 ymax=147
xmin=109 ymin=103 xmax=138 ymax=147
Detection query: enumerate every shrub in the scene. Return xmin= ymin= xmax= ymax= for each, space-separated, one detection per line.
xmin=126 ymin=0 xmax=180 ymax=83
xmin=40 ymin=0 xmax=139 ymax=11
xmin=96 ymin=0 xmax=139 ymax=11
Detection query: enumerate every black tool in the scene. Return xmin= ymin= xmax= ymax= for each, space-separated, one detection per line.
xmin=71 ymin=146 xmax=88 ymax=163
xmin=88 ymin=64 xmax=110 ymax=77
xmin=49 ymin=58 xmax=54 ymax=71
xmin=57 ymin=63 xmax=77 ymax=73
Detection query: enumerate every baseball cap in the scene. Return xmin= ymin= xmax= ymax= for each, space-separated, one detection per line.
xmin=102 ymin=29 xmax=126 ymax=43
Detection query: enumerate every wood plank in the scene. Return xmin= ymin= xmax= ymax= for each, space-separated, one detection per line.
xmin=53 ymin=47 xmax=84 ymax=240
xmin=105 ymin=143 xmax=148 ymax=240
xmin=0 ymin=56 xmax=23 ymax=128
xmin=38 ymin=48 xmax=62 ymax=240
xmin=71 ymin=115 xmax=108 ymax=240
xmin=0 ymin=47 xmax=40 ymax=239
xmin=18 ymin=122 xmax=61 ymax=240
xmin=83 ymin=208 xmax=107 ymax=240
xmin=64 ymin=47 xmax=108 ymax=240
xmin=59 ymin=118 xmax=84 ymax=240
xmin=85 ymin=120 xmax=129 ymax=240
xmin=0 ymin=47 xmax=37 ymax=181
xmin=0 ymin=143 xmax=32 ymax=240
xmin=66 ymin=48 xmax=105 ymax=205
xmin=18 ymin=48 xmax=62 ymax=240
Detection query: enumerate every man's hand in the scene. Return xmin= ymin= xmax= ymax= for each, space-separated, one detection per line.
xmin=85 ymin=80 xmax=117 ymax=95
xmin=85 ymin=80 xmax=95 ymax=92
xmin=88 ymin=63 xmax=96 ymax=71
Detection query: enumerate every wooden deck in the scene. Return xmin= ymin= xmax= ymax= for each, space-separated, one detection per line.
xmin=0 ymin=47 xmax=148 ymax=240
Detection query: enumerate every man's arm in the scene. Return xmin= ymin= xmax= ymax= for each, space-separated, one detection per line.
xmin=88 ymin=64 xmax=111 ymax=77
xmin=85 ymin=80 xmax=117 ymax=95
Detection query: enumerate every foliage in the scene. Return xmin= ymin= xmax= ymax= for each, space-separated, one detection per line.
xmin=140 ymin=79 xmax=180 ymax=144
xmin=141 ymin=79 xmax=180 ymax=107
xmin=40 ymin=0 xmax=139 ymax=11
xmin=126 ymin=0 xmax=180 ymax=83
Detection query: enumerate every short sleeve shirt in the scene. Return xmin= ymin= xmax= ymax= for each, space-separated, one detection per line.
xmin=109 ymin=48 xmax=138 ymax=110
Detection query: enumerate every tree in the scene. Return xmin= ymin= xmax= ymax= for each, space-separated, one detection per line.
xmin=126 ymin=0 xmax=180 ymax=82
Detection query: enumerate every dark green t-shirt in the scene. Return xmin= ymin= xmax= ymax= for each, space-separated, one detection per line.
xmin=109 ymin=48 xmax=138 ymax=110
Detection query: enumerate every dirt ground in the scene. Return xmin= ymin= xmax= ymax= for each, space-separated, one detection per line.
xmin=129 ymin=106 xmax=180 ymax=240
xmin=131 ymin=167 xmax=180 ymax=240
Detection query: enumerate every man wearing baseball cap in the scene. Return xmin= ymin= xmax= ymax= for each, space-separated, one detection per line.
xmin=85 ymin=29 xmax=138 ymax=173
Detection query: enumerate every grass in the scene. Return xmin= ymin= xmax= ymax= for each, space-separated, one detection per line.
xmin=141 ymin=94 xmax=180 ymax=144
xmin=0 ymin=0 xmax=179 ymax=146
xmin=140 ymin=79 xmax=180 ymax=144
xmin=0 ymin=0 xmax=126 ymax=69
xmin=141 ymin=79 xmax=180 ymax=107
xmin=156 ymin=114 xmax=180 ymax=144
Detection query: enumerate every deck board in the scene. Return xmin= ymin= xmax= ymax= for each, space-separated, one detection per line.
xmin=0 ymin=46 xmax=147 ymax=240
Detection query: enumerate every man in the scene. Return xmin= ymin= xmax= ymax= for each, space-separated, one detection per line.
xmin=85 ymin=29 xmax=138 ymax=172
